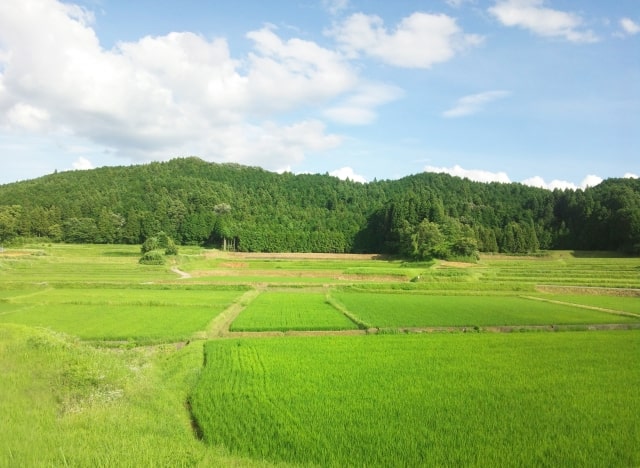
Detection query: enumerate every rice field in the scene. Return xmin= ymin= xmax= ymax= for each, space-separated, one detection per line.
xmin=331 ymin=292 xmax=639 ymax=328
xmin=230 ymin=291 xmax=358 ymax=331
xmin=190 ymin=332 xmax=640 ymax=467
xmin=0 ymin=285 xmax=246 ymax=343
xmin=1 ymin=244 xmax=639 ymax=466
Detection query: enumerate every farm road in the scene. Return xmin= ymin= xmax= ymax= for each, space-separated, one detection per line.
xmin=204 ymin=287 xmax=265 ymax=338
xmin=171 ymin=266 xmax=191 ymax=279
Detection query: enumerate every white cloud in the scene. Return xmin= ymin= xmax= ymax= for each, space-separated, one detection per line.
xmin=245 ymin=26 xmax=358 ymax=112
xmin=489 ymin=0 xmax=598 ymax=43
xmin=330 ymin=166 xmax=367 ymax=183
xmin=424 ymin=164 xmax=511 ymax=183
xmin=425 ymin=164 xmax=605 ymax=189
xmin=581 ymin=174 xmax=603 ymax=188
xmin=624 ymin=173 xmax=638 ymax=179
xmin=443 ymin=90 xmax=510 ymax=118
xmin=324 ymin=83 xmax=403 ymax=125
xmin=72 ymin=157 xmax=94 ymax=170
xmin=620 ymin=18 xmax=640 ymax=36
xmin=521 ymin=174 xmax=602 ymax=190
xmin=328 ymin=12 xmax=483 ymax=68
xmin=0 ymin=0 xmax=377 ymax=173
xmin=6 ymin=103 xmax=51 ymax=130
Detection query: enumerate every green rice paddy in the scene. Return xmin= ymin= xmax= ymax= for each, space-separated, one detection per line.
xmin=229 ymin=291 xmax=358 ymax=331
xmin=191 ymin=332 xmax=640 ymax=467
xmin=331 ymin=292 xmax=638 ymax=328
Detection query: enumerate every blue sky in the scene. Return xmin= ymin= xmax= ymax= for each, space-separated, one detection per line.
xmin=0 ymin=0 xmax=638 ymax=189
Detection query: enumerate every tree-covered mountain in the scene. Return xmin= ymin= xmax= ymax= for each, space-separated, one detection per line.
xmin=1 ymin=157 xmax=639 ymax=257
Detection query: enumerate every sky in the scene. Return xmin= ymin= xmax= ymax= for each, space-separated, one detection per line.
xmin=0 ymin=0 xmax=638 ymax=189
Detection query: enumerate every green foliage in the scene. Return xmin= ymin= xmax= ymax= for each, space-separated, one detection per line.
xmin=140 ymin=231 xmax=178 ymax=263
xmin=141 ymin=236 xmax=160 ymax=254
xmin=0 ymin=157 xmax=638 ymax=255
xmin=139 ymin=250 xmax=165 ymax=265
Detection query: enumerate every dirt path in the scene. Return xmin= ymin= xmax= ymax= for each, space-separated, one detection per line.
xmin=203 ymin=287 xmax=265 ymax=338
xmin=170 ymin=266 xmax=192 ymax=279
xmin=205 ymin=251 xmax=386 ymax=260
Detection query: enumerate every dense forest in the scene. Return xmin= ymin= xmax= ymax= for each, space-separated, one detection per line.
xmin=0 ymin=157 xmax=639 ymax=258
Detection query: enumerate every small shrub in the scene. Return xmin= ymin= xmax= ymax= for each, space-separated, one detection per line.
xmin=164 ymin=239 xmax=178 ymax=256
xmin=141 ymin=237 xmax=159 ymax=254
xmin=139 ymin=250 xmax=165 ymax=265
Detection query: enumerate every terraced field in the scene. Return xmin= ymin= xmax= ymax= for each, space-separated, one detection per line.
xmin=0 ymin=244 xmax=638 ymax=467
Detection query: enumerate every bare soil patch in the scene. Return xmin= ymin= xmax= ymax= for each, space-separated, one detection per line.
xmin=0 ymin=251 xmax=34 ymax=257
xmin=205 ymin=251 xmax=385 ymax=260
xmin=170 ymin=267 xmax=192 ymax=279
xmin=438 ymin=260 xmax=477 ymax=268
xmin=536 ymin=285 xmax=640 ymax=297
xmin=188 ymin=268 xmax=403 ymax=283
xmin=219 ymin=262 xmax=249 ymax=268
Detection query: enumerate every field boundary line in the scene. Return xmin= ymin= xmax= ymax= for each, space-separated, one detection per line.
xmin=521 ymin=295 xmax=640 ymax=319
xmin=204 ymin=287 xmax=265 ymax=338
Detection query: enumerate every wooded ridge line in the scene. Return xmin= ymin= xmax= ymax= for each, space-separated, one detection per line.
xmin=1 ymin=157 xmax=638 ymax=257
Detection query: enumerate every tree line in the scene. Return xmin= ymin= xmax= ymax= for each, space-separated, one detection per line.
xmin=0 ymin=157 xmax=638 ymax=259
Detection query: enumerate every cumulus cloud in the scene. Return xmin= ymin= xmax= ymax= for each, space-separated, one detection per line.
xmin=330 ymin=166 xmax=367 ymax=183
xmin=328 ymin=12 xmax=483 ymax=68
xmin=443 ymin=90 xmax=510 ymax=118
xmin=5 ymin=103 xmax=51 ymax=131
xmin=424 ymin=164 xmax=511 ymax=183
xmin=489 ymin=0 xmax=598 ymax=43
xmin=620 ymin=18 xmax=640 ymax=36
xmin=624 ymin=173 xmax=638 ymax=179
xmin=72 ymin=157 xmax=94 ymax=170
xmin=521 ymin=174 xmax=602 ymax=190
xmin=425 ymin=164 xmax=605 ymax=190
xmin=0 ymin=0 xmax=399 ymax=172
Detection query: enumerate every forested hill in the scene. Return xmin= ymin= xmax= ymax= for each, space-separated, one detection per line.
xmin=1 ymin=157 xmax=639 ymax=257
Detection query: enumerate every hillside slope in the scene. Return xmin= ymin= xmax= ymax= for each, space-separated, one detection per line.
xmin=0 ymin=157 xmax=638 ymax=255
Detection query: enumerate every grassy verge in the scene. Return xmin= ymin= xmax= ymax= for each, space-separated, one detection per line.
xmin=0 ymin=324 xmax=278 ymax=467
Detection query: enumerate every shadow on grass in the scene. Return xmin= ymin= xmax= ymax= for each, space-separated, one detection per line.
xmin=569 ymin=250 xmax=633 ymax=259
xmin=102 ymin=250 xmax=140 ymax=257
